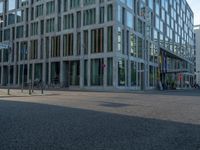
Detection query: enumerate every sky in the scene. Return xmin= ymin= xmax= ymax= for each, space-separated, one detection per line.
xmin=187 ymin=0 xmax=200 ymax=25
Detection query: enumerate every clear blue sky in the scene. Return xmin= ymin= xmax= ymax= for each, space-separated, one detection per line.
xmin=187 ymin=0 xmax=200 ymax=25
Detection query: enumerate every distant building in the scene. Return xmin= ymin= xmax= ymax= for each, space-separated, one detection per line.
xmin=194 ymin=25 xmax=200 ymax=85
xmin=0 ymin=0 xmax=195 ymax=90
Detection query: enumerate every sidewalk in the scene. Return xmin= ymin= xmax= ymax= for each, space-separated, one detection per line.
xmin=0 ymin=87 xmax=197 ymax=98
xmin=0 ymin=89 xmax=53 ymax=97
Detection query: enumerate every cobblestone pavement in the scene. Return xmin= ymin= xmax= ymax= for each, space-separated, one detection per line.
xmin=0 ymin=89 xmax=200 ymax=150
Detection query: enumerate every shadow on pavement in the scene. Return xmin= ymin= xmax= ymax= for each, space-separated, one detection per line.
xmin=99 ymin=101 xmax=132 ymax=108
xmin=0 ymin=100 xmax=200 ymax=150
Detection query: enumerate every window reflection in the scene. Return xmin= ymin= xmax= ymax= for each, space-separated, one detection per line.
xmin=9 ymin=0 xmax=16 ymax=11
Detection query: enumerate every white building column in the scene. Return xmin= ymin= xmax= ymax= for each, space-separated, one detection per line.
xmin=1 ymin=65 xmax=3 ymax=85
xmin=48 ymin=36 xmax=51 ymax=85
xmin=88 ymin=29 xmax=91 ymax=87
xmin=13 ymin=64 xmax=17 ymax=85
xmin=88 ymin=59 xmax=91 ymax=87
xmin=17 ymin=65 xmax=20 ymax=86
xmin=113 ymin=57 xmax=118 ymax=89
xmin=80 ymin=58 xmax=84 ymax=88
xmin=42 ymin=62 xmax=46 ymax=84
xmin=60 ymin=61 xmax=63 ymax=85
xmin=1 ymin=50 xmax=3 ymax=85
xmin=128 ymin=59 xmax=131 ymax=88
xmin=103 ymin=58 xmax=107 ymax=88
xmin=48 ymin=62 xmax=51 ymax=85
xmin=80 ymin=29 xmax=84 ymax=88
xmin=32 ymin=63 xmax=35 ymax=83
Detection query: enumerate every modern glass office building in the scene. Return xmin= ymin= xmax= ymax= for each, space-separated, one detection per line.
xmin=0 ymin=0 xmax=195 ymax=90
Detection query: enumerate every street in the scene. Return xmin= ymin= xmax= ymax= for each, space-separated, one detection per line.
xmin=0 ymin=90 xmax=200 ymax=150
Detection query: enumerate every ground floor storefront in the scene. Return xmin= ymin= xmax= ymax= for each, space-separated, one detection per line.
xmin=159 ymin=49 xmax=195 ymax=90
xmin=0 ymin=58 xmax=160 ymax=90
xmin=0 ymin=53 xmax=194 ymax=91
xmin=160 ymin=72 xmax=194 ymax=90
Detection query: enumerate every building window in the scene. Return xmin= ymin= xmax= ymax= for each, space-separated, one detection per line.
xmin=4 ymin=29 xmax=10 ymax=41
xmin=131 ymin=62 xmax=137 ymax=86
xmin=8 ymin=13 xmax=15 ymax=25
xmin=76 ymin=11 xmax=81 ymax=28
xmin=30 ymin=22 xmax=38 ymax=36
xmin=46 ymin=18 xmax=55 ymax=33
xmin=46 ymin=37 xmax=49 ymax=58
xmin=118 ymin=27 xmax=122 ymax=52
xmin=17 ymin=10 xmax=23 ymax=22
xmin=155 ymin=2 xmax=160 ymax=16
xmin=83 ymin=30 xmax=88 ymax=54
xmin=70 ymin=0 xmax=80 ymax=9
xmin=30 ymin=40 xmax=38 ymax=60
xmin=83 ymin=0 xmax=95 ymax=6
xmin=107 ymin=26 xmax=113 ymax=52
xmin=127 ymin=0 xmax=133 ymax=9
xmin=107 ymin=58 xmax=113 ymax=86
xmin=137 ymin=19 xmax=143 ymax=34
xmin=84 ymin=60 xmax=88 ymax=86
xmin=138 ymin=37 xmax=143 ymax=58
xmin=149 ymin=66 xmax=154 ymax=87
xmin=20 ymin=42 xmax=28 ymax=60
xmin=155 ymin=16 xmax=160 ymax=30
xmin=63 ymin=13 xmax=74 ymax=29
xmin=122 ymin=7 xmax=125 ymax=25
xmin=64 ymin=0 xmax=68 ymax=11
xmin=16 ymin=26 xmax=24 ymax=38
xmin=36 ymin=4 xmax=44 ymax=17
xmin=55 ymin=17 xmax=60 ymax=31
xmin=91 ymin=28 xmax=104 ymax=53
xmin=63 ymin=33 xmax=74 ymax=56
xmin=83 ymin=8 xmax=96 ymax=25
xmin=148 ymin=0 xmax=153 ymax=10
xmin=127 ymin=12 xmax=133 ymax=28
xmin=8 ymin=0 xmax=16 ymax=10
xmin=69 ymin=61 xmax=80 ymax=86
xmin=117 ymin=27 xmax=125 ymax=54
xmin=149 ymin=43 xmax=154 ymax=62
xmin=46 ymin=1 xmax=55 ymax=15
xmin=0 ymin=2 xmax=3 ymax=13
xmin=107 ymin=4 xmax=113 ymax=21
xmin=130 ymin=33 xmax=137 ymax=57
xmin=118 ymin=59 xmax=125 ymax=86
xmin=51 ymin=36 xmax=60 ymax=57
xmin=40 ymin=39 xmax=44 ymax=59
xmin=51 ymin=62 xmax=60 ymax=84
xmin=91 ymin=58 xmax=104 ymax=86
xmin=77 ymin=32 xmax=81 ymax=55
xmin=99 ymin=6 xmax=104 ymax=23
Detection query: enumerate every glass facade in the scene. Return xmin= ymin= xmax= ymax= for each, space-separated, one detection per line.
xmin=0 ymin=0 xmax=195 ymax=90
xmin=115 ymin=0 xmax=194 ymax=89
